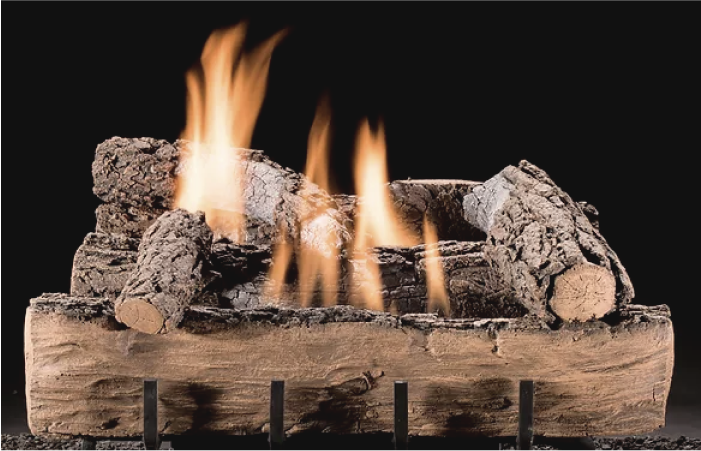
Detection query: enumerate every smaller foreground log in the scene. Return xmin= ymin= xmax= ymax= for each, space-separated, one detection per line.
xmin=463 ymin=160 xmax=634 ymax=322
xmin=115 ymin=209 xmax=213 ymax=334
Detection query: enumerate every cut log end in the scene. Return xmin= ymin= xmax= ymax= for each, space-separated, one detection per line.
xmin=115 ymin=298 xmax=165 ymax=334
xmin=550 ymin=263 xmax=617 ymax=322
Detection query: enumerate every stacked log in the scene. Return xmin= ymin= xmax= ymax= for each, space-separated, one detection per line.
xmin=113 ymin=209 xmax=213 ymax=334
xmin=92 ymin=137 xmax=351 ymax=254
xmin=463 ymin=160 xmax=634 ymax=323
xmin=71 ymin=234 xmax=519 ymax=320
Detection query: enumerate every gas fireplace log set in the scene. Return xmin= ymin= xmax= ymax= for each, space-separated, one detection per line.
xmin=27 ymin=136 xmax=674 ymax=439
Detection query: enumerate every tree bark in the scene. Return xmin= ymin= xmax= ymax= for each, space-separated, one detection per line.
xmin=92 ymin=137 xmax=179 ymax=210
xmin=95 ymin=203 xmax=166 ymax=238
xmin=114 ymin=209 xmax=213 ymax=334
xmin=26 ymin=295 xmax=673 ymax=438
xmin=91 ymin=137 xmax=352 ymax=251
xmin=389 ymin=179 xmax=486 ymax=242
xmin=71 ymin=234 xmax=525 ymax=319
xmin=463 ymin=160 xmax=634 ymax=322
xmin=70 ymin=233 xmax=139 ymax=299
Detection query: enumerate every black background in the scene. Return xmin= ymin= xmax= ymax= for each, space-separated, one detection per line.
xmin=2 ymin=2 xmax=700 ymax=437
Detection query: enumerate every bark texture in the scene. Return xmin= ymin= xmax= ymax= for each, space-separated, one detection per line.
xmin=114 ymin=209 xmax=213 ymax=334
xmin=91 ymin=138 xmax=487 ymax=244
xmin=92 ymin=137 xmax=352 ymax=250
xmin=71 ymin=233 xmax=140 ymax=299
xmin=95 ymin=203 xmax=167 ymax=238
xmin=74 ymin=234 xmax=521 ymax=319
xmin=389 ymin=179 xmax=486 ymax=241
xmin=463 ymin=161 xmax=634 ymax=322
xmin=26 ymin=295 xmax=673 ymax=438
xmin=92 ymin=137 xmax=179 ymax=210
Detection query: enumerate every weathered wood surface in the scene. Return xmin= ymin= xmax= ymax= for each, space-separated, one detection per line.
xmin=72 ymin=234 xmax=522 ymax=319
xmin=95 ymin=203 xmax=166 ymax=238
xmin=91 ymin=138 xmax=486 ymax=245
xmin=115 ymin=209 xmax=213 ymax=334
xmin=91 ymin=137 xmax=352 ymax=250
xmin=463 ymin=161 xmax=634 ymax=323
xmin=25 ymin=295 xmax=673 ymax=438
xmin=389 ymin=179 xmax=485 ymax=242
xmin=92 ymin=137 xmax=179 ymax=210
xmin=71 ymin=233 xmax=140 ymax=299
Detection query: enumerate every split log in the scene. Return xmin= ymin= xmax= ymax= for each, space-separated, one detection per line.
xmin=70 ymin=233 xmax=140 ymax=299
xmin=114 ymin=209 xmax=213 ymax=334
xmin=25 ymin=295 xmax=673 ymax=438
xmin=463 ymin=160 xmax=634 ymax=322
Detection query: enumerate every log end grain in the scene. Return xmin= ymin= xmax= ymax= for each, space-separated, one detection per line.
xmin=550 ymin=262 xmax=617 ymax=322
xmin=114 ymin=298 xmax=165 ymax=334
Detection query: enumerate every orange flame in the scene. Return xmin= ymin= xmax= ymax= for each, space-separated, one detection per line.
xmin=423 ymin=215 xmax=450 ymax=315
xmin=264 ymin=239 xmax=294 ymax=303
xmin=174 ymin=23 xmax=286 ymax=241
xmin=297 ymin=97 xmax=340 ymax=306
xmin=351 ymin=119 xmax=419 ymax=311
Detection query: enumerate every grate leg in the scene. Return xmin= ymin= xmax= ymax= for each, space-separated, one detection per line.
xmin=517 ymin=380 xmax=534 ymax=450
xmin=144 ymin=378 xmax=160 ymax=450
xmin=393 ymin=381 xmax=408 ymax=450
xmin=269 ymin=380 xmax=285 ymax=450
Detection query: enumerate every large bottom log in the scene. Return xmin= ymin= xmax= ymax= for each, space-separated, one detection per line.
xmin=25 ymin=295 xmax=673 ymax=438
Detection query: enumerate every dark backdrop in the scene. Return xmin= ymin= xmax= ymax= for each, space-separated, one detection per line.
xmin=3 ymin=3 xmax=700 ymax=437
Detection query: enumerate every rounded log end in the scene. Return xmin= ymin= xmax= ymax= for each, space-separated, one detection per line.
xmin=115 ymin=299 xmax=165 ymax=334
xmin=550 ymin=262 xmax=617 ymax=322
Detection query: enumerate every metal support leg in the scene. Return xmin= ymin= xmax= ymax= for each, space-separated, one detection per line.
xmin=80 ymin=437 xmax=96 ymax=450
xmin=269 ymin=380 xmax=285 ymax=450
xmin=393 ymin=381 xmax=408 ymax=450
xmin=144 ymin=378 xmax=160 ymax=450
xmin=517 ymin=380 xmax=534 ymax=450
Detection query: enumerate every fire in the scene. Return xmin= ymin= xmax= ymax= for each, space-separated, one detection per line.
xmin=351 ymin=119 xmax=419 ymax=311
xmin=297 ymin=97 xmax=340 ymax=306
xmin=174 ymin=23 xmax=286 ymax=241
xmin=264 ymin=234 xmax=294 ymax=303
xmin=423 ymin=215 xmax=450 ymax=315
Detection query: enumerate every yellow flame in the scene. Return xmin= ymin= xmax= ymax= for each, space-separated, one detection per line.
xmin=174 ymin=23 xmax=286 ymax=241
xmin=351 ymin=119 xmax=419 ymax=311
xmin=297 ymin=97 xmax=340 ymax=306
xmin=264 ymin=239 xmax=294 ymax=302
xmin=423 ymin=215 xmax=450 ymax=315
xmin=304 ymin=95 xmax=332 ymax=194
